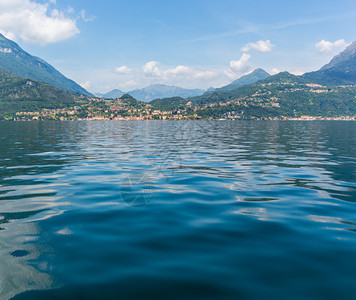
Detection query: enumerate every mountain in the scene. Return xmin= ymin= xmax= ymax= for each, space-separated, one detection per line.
xmin=217 ymin=68 xmax=271 ymax=91
xmin=0 ymin=33 xmax=92 ymax=96
xmin=119 ymin=93 xmax=141 ymax=104
xmin=181 ymin=71 xmax=356 ymax=119
xmin=98 ymin=84 xmax=204 ymax=101
xmin=0 ymin=68 xmax=76 ymax=119
xmin=303 ymin=41 xmax=356 ymax=85
xmin=100 ymin=89 xmax=125 ymax=99
xmin=125 ymin=84 xmax=205 ymax=102
xmin=263 ymin=71 xmax=308 ymax=84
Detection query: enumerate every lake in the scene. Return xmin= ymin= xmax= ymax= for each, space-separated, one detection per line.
xmin=1 ymin=120 xmax=356 ymax=299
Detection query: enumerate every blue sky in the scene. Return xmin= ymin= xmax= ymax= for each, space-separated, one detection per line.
xmin=0 ymin=0 xmax=355 ymax=93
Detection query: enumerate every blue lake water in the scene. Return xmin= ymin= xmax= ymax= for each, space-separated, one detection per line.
xmin=1 ymin=120 xmax=356 ymax=299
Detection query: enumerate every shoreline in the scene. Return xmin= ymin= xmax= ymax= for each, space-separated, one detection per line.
xmin=6 ymin=116 xmax=356 ymax=122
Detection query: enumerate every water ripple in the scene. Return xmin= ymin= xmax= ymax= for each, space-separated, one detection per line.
xmin=0 ymin=120 xmax=355 ymax=299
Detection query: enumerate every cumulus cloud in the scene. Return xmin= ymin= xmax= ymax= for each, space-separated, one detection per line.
xmin=115 ymin=66 xmax=132 ymax=74
xmin=194 ymin=70 xmax=218 ymax=80
xmin=0 ymin=0 xmax=80 ymax=45
xmin=141 ymin=58 xmax=255 ymax=86
xmin=138 ymin=61 xmax=221 ymax=87
xmin=315 ymin=39 xmax=349 ymax=53
xmin=270 ymin=68 xmax=280 ymax=75
xmin=224 ymin=54 xmax=253 ymax=80
xmin=165 ymin=65 xmax=192 ymax=76
xmin=143 ymin=61 xmax=161 ymax=76
xmin=229 ymin=53 xmax=251 ymax=72
xmin=143 ymin=61 xmax=214 ymax=79
xmin=241 ymin=40 xmax=275 ymax=52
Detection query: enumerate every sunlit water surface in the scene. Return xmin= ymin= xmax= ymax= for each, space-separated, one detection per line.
xmin=1 ymin=120 xmax=356 ymax=299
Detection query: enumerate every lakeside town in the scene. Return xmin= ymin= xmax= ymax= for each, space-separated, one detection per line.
xmin=13 ymin=98 xmax=355 ymax=121
xmin=11 ymin=80 xmax=356 ymax=121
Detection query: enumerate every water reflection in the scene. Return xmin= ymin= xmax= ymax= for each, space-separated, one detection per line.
xmin=0 ymin=212 xmax=54 ymax=300
xmin=0 ymin=122 xmax=78 ymax=299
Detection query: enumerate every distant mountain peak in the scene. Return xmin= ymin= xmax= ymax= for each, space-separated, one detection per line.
xmin=252 ymin=68 xmax=269 ymax=74
xmin=320 ymin=41 xmax=356 ymax=71
xmin=217 ymin=68 xmax=270 ymax=91
xmin=99 ymin=89 xmax=124 ymax=99
xmin=129 ymin=84 xmax=205 ymax=102
xmin=303 ymin=40 xmax=356 ymax=85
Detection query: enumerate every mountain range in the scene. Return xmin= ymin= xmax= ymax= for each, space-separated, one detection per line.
xmin=99 ymin=69 xmax=271 ymax=101
xmin=99 ymin=84 xmax=205 ymax=102
xmin=0 ymin=33 xmax=92 ymax=96
xmin=0 ymin=33 xmax=355 ymax=119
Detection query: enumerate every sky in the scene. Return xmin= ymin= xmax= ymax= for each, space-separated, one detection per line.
xmin=0 ymin=0 xmax=355 ymax=93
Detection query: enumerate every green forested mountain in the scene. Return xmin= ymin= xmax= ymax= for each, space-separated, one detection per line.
xmin=0 ymin=33 xmax=92 ymax=96
xmin=0 ymin=68 xmax=76 ymax=119
xmin=150 ymin=97 xmax=188 ymax=111
xmin=183 ymin=72 xmax=356 ymax=118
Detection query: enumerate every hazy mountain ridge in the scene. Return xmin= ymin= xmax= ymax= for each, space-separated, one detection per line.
xmin=101 ymin=84 xmax=205 ymax=102
xmin=0 ymin=33 xmax=92 ymax=96
xmin=100 ymin=69 xmax=270 ymax=102
xmin=98 ymin=89 xmax=125 ymax=99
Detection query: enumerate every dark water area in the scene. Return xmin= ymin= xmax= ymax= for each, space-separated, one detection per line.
xmin=0 ymin=120 xmax=356 ymax=299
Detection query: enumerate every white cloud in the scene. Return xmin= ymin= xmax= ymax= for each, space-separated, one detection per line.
xmin=0 ymin=0 xmax=80 ymax=45
xmin=118 ymin=80 xmax=137 ymax=90
xmin=80 ymin=80 xmax=91 ymax=90
xmin=223 ymin=54 xmax=253 ymax=80
xmin=241 ymin=40 xmax=275 ymax=52
xmin=143 ymin=61 xmax=161 ymax=76
xmin=140 ymin=58 xmax=254 ymax=87
xmin=165 ymin=65 xmax=192 ymax=76
xmin=315 ymin=39 xmax=349 ymax=53
xmin=142 ymin=61 xmax=221 ymax=82
xmin=229 ymin=53 xmax=251 ymax=72
xmin=115 ymin=66 xmax=132 ymax=74
xmin=194 ymin=70 xmax=218 ymax=80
